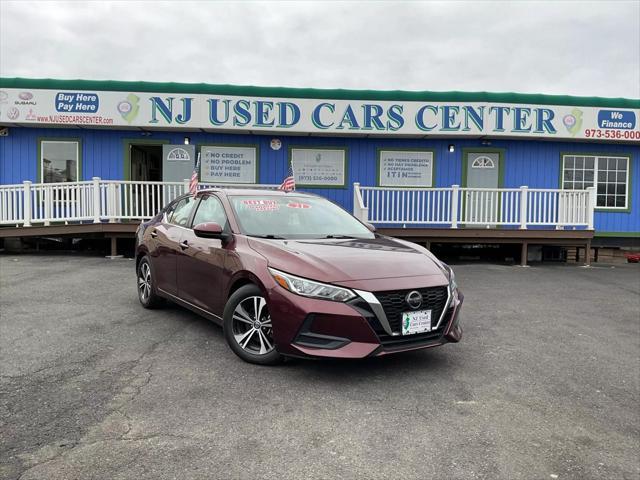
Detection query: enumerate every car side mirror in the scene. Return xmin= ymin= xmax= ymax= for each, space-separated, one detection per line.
xmin=194 ymin=222 xmax=230 ymax=243
xmin=364 ymin=222 xmax=376 ymax=233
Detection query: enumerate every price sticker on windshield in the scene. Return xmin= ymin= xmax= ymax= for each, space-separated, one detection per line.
xmin=287 ymin=202 xmax=311 ymax=209
xmin=242 ymin=199 xmax=279 ymax=212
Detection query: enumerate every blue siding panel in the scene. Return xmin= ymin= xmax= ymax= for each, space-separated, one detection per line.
xmin=0 ymin=127 xmax=638 ymax=233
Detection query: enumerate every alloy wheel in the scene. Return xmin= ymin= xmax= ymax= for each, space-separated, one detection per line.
xmin=232 ymin=296 xmax=274 ymax=355
xmin=138 ymin=262 xmax=151 ymax=303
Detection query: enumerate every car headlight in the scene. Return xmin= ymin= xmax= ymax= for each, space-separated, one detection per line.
xmin=268 ymin=268 xmax=356 ymax=302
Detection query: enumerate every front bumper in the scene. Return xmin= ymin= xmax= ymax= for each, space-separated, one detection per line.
xmin=267 ymin=283 xmax=463 ymax=359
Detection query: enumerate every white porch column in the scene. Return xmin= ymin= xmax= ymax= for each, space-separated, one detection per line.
xmin=450 ymin=185 xmax=459 ymax=229
xmin=43 ymin=185 xmax=51 ymax=226
xmin=587 ymin=186 xmax=596 ymax=230
xmin=352 ymin=182 xmax=360 ymax=218
xmin=107 ymin=182 xmax=117 ymax=223
xmin=352 ymin=182 xmax=369 ymax=222
xmin=519 ymin=186 xmax=529 ymax=230
xmin=22 ymin=180 xmax=32 ymax=227
xmin=92 ymin=177 xmax=101 ymax=223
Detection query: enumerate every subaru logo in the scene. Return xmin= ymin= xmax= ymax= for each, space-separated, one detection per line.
xmin=405 ymin=290 xmax=423 ymax=310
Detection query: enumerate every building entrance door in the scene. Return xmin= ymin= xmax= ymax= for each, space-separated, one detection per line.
xmin=130 ymin=144 xmax=163 ymax=181
xmin=129 ymin=143 xmax=164 ymax=215
xmin=464 ymin=151 xmax=502 ymax=225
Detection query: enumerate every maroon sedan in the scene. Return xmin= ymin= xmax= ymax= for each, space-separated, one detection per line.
xmin=135 ymin=189 xmax=463 ymax=365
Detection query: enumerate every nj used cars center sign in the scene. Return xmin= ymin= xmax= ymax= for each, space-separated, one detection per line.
xmin=1 ymin=88 xmax=638 ymax=142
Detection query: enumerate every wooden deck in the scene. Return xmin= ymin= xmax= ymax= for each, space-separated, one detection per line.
xmin=0 ymin=222 xmax=139 ymax=238
xmin=0 ymin=223 xmax=139 ymax=256
xmin=0 ymin=222 xmax=594 ymax=266
xmin=377 ymin=227 xmax=594 ymax=266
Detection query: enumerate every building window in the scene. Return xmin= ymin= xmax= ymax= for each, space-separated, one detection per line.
xmin=40 ymin=140 xmax=80 ymax=183
xmin=471 ymin=156 xmax=495 ymax=169
xmin=562 ymin=154 xmax=629 ymax=209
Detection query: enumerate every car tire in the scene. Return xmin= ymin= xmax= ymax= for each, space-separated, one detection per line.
xmin=223 ymin=284 xmax=283 ymax=365
xmin=137 ymin=256 xmax=164 ymax=309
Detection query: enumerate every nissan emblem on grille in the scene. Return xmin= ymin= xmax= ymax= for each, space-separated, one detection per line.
xmin=405 ymin=290 xmax=423 ymax=309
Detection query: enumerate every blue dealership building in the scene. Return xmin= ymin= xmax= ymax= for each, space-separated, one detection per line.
xmin=0 ymin=78 xmax=638 ymax=251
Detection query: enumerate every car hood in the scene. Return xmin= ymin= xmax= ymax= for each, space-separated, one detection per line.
xmin=247 ymin=235 xmax=446 ymax=284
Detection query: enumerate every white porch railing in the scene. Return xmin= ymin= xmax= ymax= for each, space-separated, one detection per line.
xmin=0 ymin=178 xmax=278 ymax=227
xmin=353 ymin=183 xmax=596 ymax=230
xmin=0 ymin=179 xmax=596 ymax=230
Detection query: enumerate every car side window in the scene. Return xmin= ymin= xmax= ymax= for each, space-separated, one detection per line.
xmin=192 ymin=195 xmax=227 ymax=228
xmin=163 ymin=200 xmax=178 ymax=221
xmin=168 ymin=197 xmax=195 ymax=227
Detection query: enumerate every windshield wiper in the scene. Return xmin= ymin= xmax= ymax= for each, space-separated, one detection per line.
xmin=323 ymin=235 xmax=358 ymax=239
xmin=248 ymin=234 xmax=287 ymax=239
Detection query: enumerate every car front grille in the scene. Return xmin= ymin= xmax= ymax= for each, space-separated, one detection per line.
xmin=365 ymin=286 xmax=450 ymax=350
xmin=374 ymin=286 xmax=449 ymax=334
xmin=347 ymin=286 xmax=453 ymax=351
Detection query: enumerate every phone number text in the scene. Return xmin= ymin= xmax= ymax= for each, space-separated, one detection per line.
xmin=584 ymin=129 xmax=640 ymax=139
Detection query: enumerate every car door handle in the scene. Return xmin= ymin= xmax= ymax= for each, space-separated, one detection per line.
xmin=150 ymin=230 xmax=158 ymax=238
xmin=179 ymin=240 xmax=189 ymax=250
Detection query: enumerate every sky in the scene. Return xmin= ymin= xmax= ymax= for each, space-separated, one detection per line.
xmin=1 ymin=1 xmax=639 ymax=98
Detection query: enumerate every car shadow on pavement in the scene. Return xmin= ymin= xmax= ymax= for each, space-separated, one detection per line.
xmin=159 ymin=301 xmax=459 ymax=379
xmin=282 ymin=347 xmax=456 ymax=378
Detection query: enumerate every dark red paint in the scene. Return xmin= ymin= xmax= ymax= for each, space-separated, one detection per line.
xmin=136 ymin=189 xmax=463 ymax=359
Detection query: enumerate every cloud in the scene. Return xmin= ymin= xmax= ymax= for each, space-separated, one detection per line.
xmin=1 ymin=0 xmax=638 ymax=98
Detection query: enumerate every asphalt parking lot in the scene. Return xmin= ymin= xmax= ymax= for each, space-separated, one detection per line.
xmin=1 ymin=255 xmax=638 ymax=480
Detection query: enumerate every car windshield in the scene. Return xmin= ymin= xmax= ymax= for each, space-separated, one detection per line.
xmin=229 ymin=195 xmax=374 ymax=239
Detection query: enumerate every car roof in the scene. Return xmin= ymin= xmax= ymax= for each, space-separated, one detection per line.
xmin=199 ymin=188 xmax=319 ymax=198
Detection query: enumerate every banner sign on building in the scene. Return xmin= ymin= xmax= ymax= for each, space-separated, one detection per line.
xmin=200 ymin=145 xmax=257 ymax=184
xmin=291 ymin=148 xmax=346 ymax=187
xmin=379 ymin=150 xmax=433 ymax=187
xmin=162 ymin=145 xmax=195 ymax=183
xmin=1 ymin=88 xmax=638 ymax=142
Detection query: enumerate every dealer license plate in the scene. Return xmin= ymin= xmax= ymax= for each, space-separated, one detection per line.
xmin=401 ymin=309 xmax=432 ymax=335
